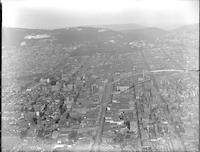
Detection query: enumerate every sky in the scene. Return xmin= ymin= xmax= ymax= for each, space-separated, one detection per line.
xmin=2 ymin=0 xmax=199 ymax=29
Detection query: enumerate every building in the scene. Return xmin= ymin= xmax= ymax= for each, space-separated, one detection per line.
xmin=116 ymin=86 xmax=129 ymax=93
xmin=61 ymin=73 xmax=69 ymax=81
xmin=130 ymin=121 xmax=138 ymax=132
xmin=91 ymin=83 xmax=99 ymax=94
xmin=65 ymin=96 xmax=74 ymax=109
xmin=51 ymin=82 xmax=62 ymax=92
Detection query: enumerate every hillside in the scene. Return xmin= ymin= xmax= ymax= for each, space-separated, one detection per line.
xmin=4 ymin=25 xmax=192 ymax=81
xmin=2 ymin=27 xmax=51 ymax=46
xmin=89 ymin=23 xmax=145 ymax=31
xmin=121 ymin=27 xmax=168 ymax=41
xmin=161 ymin=23 xmax=199 ymax=47
xmin=2 ymin=27 xmax=124 ymax=47
xmin=172 ymin=23 xmax=199 ymax=33
xmin=2 ymin=27 xmax=128 ymax=81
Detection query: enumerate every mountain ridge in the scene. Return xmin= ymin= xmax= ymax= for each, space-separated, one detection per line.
xmin=3 ymin=23 xmax=198 ymax=46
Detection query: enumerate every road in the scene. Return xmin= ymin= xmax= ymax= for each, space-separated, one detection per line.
xmin=90 ymin=79 xmax=112 ymax=152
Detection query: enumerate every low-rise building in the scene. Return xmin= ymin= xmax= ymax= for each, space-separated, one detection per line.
xmin=116 ymin=86 xmax=129 ymax=93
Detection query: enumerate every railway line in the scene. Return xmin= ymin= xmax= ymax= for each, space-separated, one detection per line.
xmin=139 ymin=48 xmax=187 ymax=151
xmin=89 ymin=47 xmax=190 ymax=151
xmin=89 ymin=47 xmax=196 ymax=152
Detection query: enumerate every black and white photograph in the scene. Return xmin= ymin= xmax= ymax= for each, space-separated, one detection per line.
xmin=2 ymin=0 xmax=199 ymax=151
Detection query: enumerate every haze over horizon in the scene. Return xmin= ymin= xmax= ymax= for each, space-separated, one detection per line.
xmin=2 ymin=0 xmax=199 ymax=30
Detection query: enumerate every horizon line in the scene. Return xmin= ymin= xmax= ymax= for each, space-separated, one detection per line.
xmin=2 ymin=22 xmax=199 ymax=30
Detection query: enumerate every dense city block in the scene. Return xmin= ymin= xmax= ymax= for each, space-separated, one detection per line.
xmin=2 ymin=23 xmax=199 ymax=152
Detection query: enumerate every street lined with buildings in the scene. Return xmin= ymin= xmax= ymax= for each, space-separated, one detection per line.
xmin=2 ymin=24 xmax=198 ymax=152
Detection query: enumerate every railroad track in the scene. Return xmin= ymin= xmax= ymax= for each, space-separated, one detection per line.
xmin=139 ymin=48 xmax=187 ymax=152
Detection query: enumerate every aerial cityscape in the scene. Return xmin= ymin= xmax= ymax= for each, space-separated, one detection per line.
xmin=2 ymin=0 xmax=199 ymax=152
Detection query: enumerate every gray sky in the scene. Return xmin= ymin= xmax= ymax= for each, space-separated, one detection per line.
xmin=2 ymin=0 xmax=199 ymax=29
